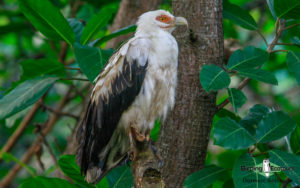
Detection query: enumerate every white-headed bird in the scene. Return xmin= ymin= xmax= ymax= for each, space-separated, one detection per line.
xmin=76 ymin=9 xmax=188 ymax=184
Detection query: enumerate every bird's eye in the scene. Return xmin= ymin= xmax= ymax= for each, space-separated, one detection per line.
xmin=156 ymin=15 xmax=171 ymax=23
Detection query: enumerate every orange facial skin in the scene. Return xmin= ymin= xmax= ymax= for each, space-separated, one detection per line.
xmin=156 ymin=14 xmax=173 ymax=24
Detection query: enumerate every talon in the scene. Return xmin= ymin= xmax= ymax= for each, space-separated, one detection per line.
xmin=129 ymin=150 xmax=136 ymax=161
xmin=130 ymin=125 xmax=146 ymax=142
xmin=145 ymin=133 xmax=150 ymax=142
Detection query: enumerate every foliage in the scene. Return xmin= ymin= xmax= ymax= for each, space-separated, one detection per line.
xmin=190 ymin=0 xmax=300 ymax=187
xmin=0 ymin=0 xmax=299 ymax=187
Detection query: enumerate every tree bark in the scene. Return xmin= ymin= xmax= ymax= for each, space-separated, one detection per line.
xmin=158 ymin=0 xmax=224 ymax=187
xmin=105 ymin=0 xmax=162 ymax=49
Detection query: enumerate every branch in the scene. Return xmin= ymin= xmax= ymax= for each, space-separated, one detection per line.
xmin=256 ymin=30 xmax=268 ymax=47
xmin=284 ymin=23 xmax=300 ymax=30
xmin=0 ymin=87 xmax=73 ymax=188
xmin=41 ymin=104 xmax=79 ymax=120
xmin=275 ymin=42 xmax=300 ymax=47
xmin=0 ymin=98 xmax=44 ymax=158
xmin=281 ymin=178 xmax=292 ymax=188
xmin=131 ymin=141 xmax=164 ymax=187
xmin=64 ymin=66 xmax=82 ymax=72
xmin=61 ymin=77 xmax=89 ymax=82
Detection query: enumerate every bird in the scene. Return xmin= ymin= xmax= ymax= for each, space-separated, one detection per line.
xmin=263 ymin=158 xmax=271 ymax=178
xmin=76 ymin=9 xmax=188 ymax=184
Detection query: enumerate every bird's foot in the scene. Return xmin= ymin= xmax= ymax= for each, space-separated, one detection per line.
xmin=130 ymin=126 xmax=149 ymax=142
xmin=129 ymin=149 xmax=136 ymax=161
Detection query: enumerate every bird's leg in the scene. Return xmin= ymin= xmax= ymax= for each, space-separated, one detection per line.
xmin=130 ymin=125 xmax=146 ymax=142
xmin=128 ymin=129 xmax=136 ymax=161
xmin=145 ymin=128 xmax=150 ymax=142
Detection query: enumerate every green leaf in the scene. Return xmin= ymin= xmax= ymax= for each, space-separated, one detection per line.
xmin=240 ymin=104 xmax=270 ymax=136
xmin=106 ymin=165 xmax=133 ymax=188
xmin=227 ymin=88 xmax=247 ymax=112
xmin=290 ymin=125 xmax=300 ymax=155
xmin=183 ymin=165 xmax=227 ymax=188
xmin=269 ymin=149 xmax=300 ymax=184
xmin=18 ymin=0 xmax=75 ymax=45
xmin=214 ymin=108 xmax=241 ymax=123
xmin=150 ymin=120 xmax=161 ymax=142
xmin=227 ymin=46 xmax=269 ymax=71
xmin=267 ymin=0 xmax=277 ymax=18
xmin=0 ymin=76 xmax=57 ymax=119
xmin=91 ymin=25 xmax=137 ymax=47
xmin=200 ymin=64 xmax=230 ymax=92
xmin=238 ymin=68 xmax=278 ymax=85
xmin=96 ymin=177 xmax=109 ymax=188
xmin=286 ymin=51 xmax=300 ymax=85
xmin=233 ymin=154 xmax=279 ymax=188
xmin=80 ymin=5 xmax=116 ymax=45
xmin=223 ymin=0 xmax=258 ymax=30
xmin=214 ymin=118 xmax=255 ymax=149
xmin=256 ymin=111 xmax=296 ymax=143
xmin=274 ymin=0 xmax=300 ymax=20
xmin=74 ymin=43 xmax=106 ymax=82
xmin=20 ymin=59 xmax=66 ymax=80
xmin=20 ymin=176 xmax=77 ymax=188
xmin=1 ymin=152 xmax=36 ymax=176
xmin=58 ymin=155 xmax=94 ymax=188
xmin=68 ymin=18 xmax=84 ymax=43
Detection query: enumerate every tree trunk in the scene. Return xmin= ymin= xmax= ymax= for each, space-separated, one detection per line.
xmin=158 ymin=0 xmax=224 ymax=187
xmin=105 ymin=0 xmax=162 ymax=49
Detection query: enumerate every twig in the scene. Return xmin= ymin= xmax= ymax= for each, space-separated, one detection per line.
xmin=61 ymin=77 xmax=89 ymax=82
xmin=256 ymin=30 xmax=268 ymax=47
xmin=53 ymin=138 xmax=63 ymax=154
xmin=41 ymin=104 xmax=79 ymax=120
xmin=39 ymin=131 xmax=58 ymax=166
xmin=0 ymin=98 xmax=44 ymax=158
xmin=58 ymin=42 xmax=69 ymax=64
xmin=64 ymin=66 xmax=82 ymax=72
xmin=281 ymin=178 xmax=292 ymax=188
xmin=217 ymin=78 xmax=250 ymax=110
xmin=252 ymin=151 xmax=268 ymax=157
xmin=0 ymin=87 xmax=73 ymax=188
xmin=275 ymin=42 xmax=300 ymax=47
xmin=270 ymin=49 xmax=289 ymax=53
xmin=274 ymin=172 xmax=284 ymax=183
xmin=284 ymin=23 xmax=300 ymax=30
xmin=267 ymin=19 xmax=286 ymax=53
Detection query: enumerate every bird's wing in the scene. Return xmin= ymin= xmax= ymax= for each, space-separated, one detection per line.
xmin=76 ymin=37 xmax=150 ymax=180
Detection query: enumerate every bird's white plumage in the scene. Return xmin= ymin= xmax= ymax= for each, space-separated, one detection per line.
xmin=78 ymin=9 xmax=186 ymax=184
xmin=92 ymin=10 xmax=178 ymax=132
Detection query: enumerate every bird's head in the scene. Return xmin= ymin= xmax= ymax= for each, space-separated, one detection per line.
xmin=136 ymin=10 xmax=188 ymax=34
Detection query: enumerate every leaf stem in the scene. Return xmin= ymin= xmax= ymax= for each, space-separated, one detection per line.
xmin=275 ymin=42 xmax=300 ymax=48
xmin=283 ymin=23 xmax=300 ymax=30
xmin=256 ymin=30 xmax=268 ymax=46
xmin=61 ymin=77 xmax=89 ymax=82
xmin=270 ymin=49 xmax=289 ymax=53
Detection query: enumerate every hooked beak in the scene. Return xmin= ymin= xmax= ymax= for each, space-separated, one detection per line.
xmin=175 ymin=17 xmax=188 ymax=27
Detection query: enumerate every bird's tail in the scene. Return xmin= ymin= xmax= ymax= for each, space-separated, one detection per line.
xmin=82 ymin=130 xmax=130 ymax=184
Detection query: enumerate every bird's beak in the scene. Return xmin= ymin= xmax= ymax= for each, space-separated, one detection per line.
xmin=175 ymin=17 xmax=188 ymax=27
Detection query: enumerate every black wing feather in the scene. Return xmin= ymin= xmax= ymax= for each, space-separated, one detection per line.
xmin=76 ymin=58 xmax=148 ymax=177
